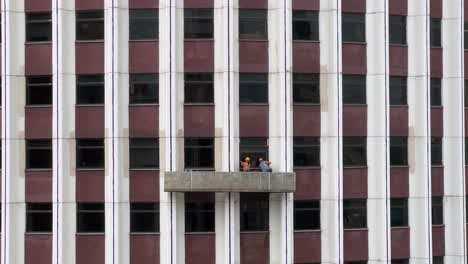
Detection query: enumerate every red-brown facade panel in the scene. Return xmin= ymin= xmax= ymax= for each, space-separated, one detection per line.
xmin=25 ymin=0 xmax=52 ymax=12
xmin=390 ymin=107 xmax=409 ymax=136
xmin=342 ymin=44 xmax=367 ymax=74
xmin=129 ymin=42 xmax=159 ymax=73
xmin=389 ymin=47 xmax=408 ymax=76
xmin=239 ymin=0 xmax=267 ymax=9
xmin=292 ymin=0 xmax=320 ymax=10
xmin=239 ymin=106 xmax=269 ymax=137
xmin=240 ymin=233 xmax=269 ymax=264
xmin=391 ymin=228 xmax=410 ymax=259
xmin=343 ymin=168 xmax=368 ymax=199
xmin=185 ymin=234 xmax=216 ymax=264
xmin=129 ymin=0 xmax=159 ymax=8
xmin=26 ymin=171 xmax=52 ymax=202
xmin=184 ymin=105 xmax=215 ymax=137
xmin=390 ymin=167 xmax=409 ymax=197
xmin=76 ymin=0 xmax=104 ymax=10
xmin=76 ymin=43 xmax=105 ymax=74
xmin=293 ymin=105 xmax=320 ymax=137
xmin=294 ymin=168 xmax=321 ymax=200
xmin=239 ymin=41 xmax=269 ymax=73
xmin=76 ymin=235 xmax=105 ymax=264
xmin=343 ymin=106 xmax=367 ymax=136
xmin=76 ymin=170 xmax=105 ymax=202
xmin=130 ymin=235 xmax=160 ymax=264
xmin=465 ymin=109 xmax=468 ymax=136
xmin=431 ymin=167 xmax=444 ymax=197
xmin=431 ymin=107 xmax=443 ymax=137
xmin=130 ymin=170 xmax=160 ymax=202
xmin=185 ymin=41 xmax=214 ymax=72
xmin=129 ymin=106 xmax=159 ymax=137
xmin=465 ymin=53 xmax=468 ymax=77
xmin=185 ymin=0 xmax=214 ymax=8
xmin=389 ymin=0 xmax=408 ymax=15
xmin=430 ymin=48 xmax=443 ymax=78
xmin=430 ymin=0 xmax=443 ymax=18
xmin=343 ymin=230 xmax=368 ymax=261
xmin=25 ymin=44 xmax=52 ymax=76
xmin=25 ymin=235 xmax=52 ymax=264
xmin=293 ymin=43 xmax=320 ymax=73
xmin=432 ymin=226 xmax=445 ymax=256
xmin=342 ymin=0 xmax=366 ymax=13
xmin=76 ymin=106 xmax=105 ymax=138
xmin=25 ymin=107 xmax=52 ymax=139
xmin=294 ymin=231 xmax=321 ymax=263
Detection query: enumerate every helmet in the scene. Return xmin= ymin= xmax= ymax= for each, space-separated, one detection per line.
xmin=245 ymin=157 xmax=251 ymax=161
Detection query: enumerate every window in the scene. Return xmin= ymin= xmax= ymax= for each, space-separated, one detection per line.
xmin=130 ymin=203 xmax=159 ymax=233
xmin=185 ymin=138 xmax=214 ymax=169
xmin=130 ymin=9 xmax=158 ymax=40
xmin=239 ymin=73 xmax=268 ymax=103
xmin=76 ymin=75 xmax=104 ymax=104
xmin=390 ymin=137 xmax=408 ymax=166
xmin=26 ymin=140 xmax=52 ymax=169
xmin=343 ymin=199 xmax=367 ymax=229
xmin=77 ymin=203 xmax=105 ymax=233
xmin=76 ymin=11 xmax=104 ymax=41
xmin=432 ymin=197 xmax=443 ymax=225
xmin=240 ymin=199 xmax=268 ymax=231
xmin=433 ymin=256 xmax=444 ymax=264
xmin=343 ymin=75 xmax=366 ymax=104
xmin=342 ymin=13 xmax=366 ymax=43
xmin=294 ymin=201 xmax=320 ymax=230
xmin=26 ymin=76 xmax=52 ymax=105
xmin=465 ymin=138 xmax=468 ymax=165
xmin=76 ymin=139 xmax=104 ymax=169
xmin=343 ymin=137 xmax=367 ymax=167
xmin=184 ymin=9 xmax=213 ymax=39
xmin=130 ymin=138 xmax=159 ymax=169
xmin=389 ymin=15 xmax=406 ymax=45
xmin=431 ymin=137 xmax=442 ymax=166
xmin=130 ymin=74 xmax=158 ymax=104
xmin=430 ymin=18 xmax=442 ymax=47
xmin=465 ymin=22 xmax=468 ymax=50
xmin=26 ymin=203 xmax=52 ymax=232
xmin=185 ymin=202 xmax=215 ymax=232
xmin=293 ymin=11 xmax=319 ymax=41
xmin=391 ymin=260 xmax=409 ymax=264
xmin=390 ymin=76 xmax=407 ymax=105
xmin=26 ymin=13 xmax=52 ymax=42
xmin=184 ymin=73 xmax=214 ymax=103
xmin=239 ymin=9 xmax=268 ymax=40
xmin=431 ymin=78 xmax=442 ymax=106
xmin=391 ymin=198 xmax=408 ymax=227
xmin=240 ymin=138 xmax=268 ymax=170
xmin=293 ymin=137 xmax=320 ymax=167
xmin=293 ymin=73 xmax=320 ymax=104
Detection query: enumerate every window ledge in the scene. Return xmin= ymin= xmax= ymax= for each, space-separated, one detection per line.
xmin=129 ymin=103 xmax=159 ymax=107
xmin=75 ymin=40 xmax=105 ymax=44
xmin=293 ymin=103 xmax=320 ymax=106
xmin=76 ymin=233 xmax=105 ymax=236
xmin=239 ymin=39 xmax=268 ymax=42
xmin=25 ymin=41 xmax=52 ymax=45
xmin=76 ymin=168 xmax=105 ymax=172
xmin=185 ymin=232 xmax=215 ymax=235
xmin=25 ymin=168 xmax=53 ymax=172
xmin=292 ymin=40 xmax=320 ymax=43
xmin=293 ymin=229 xmax=321 ymax=233
xmin=343 ymin=228 xmax=368 ymax=231
xmin=342 ymin=41 xmax=367 ymax=45
xmin=390 ymin=226 xmax=409 ymax=230
xmin=130 ymin=232 xmax=160 ymax=235
xmin=239 ymin=231 xmax=269 ymax=234
xmin=129 ymin=168 xmax=160 ymax=171
xmin=76 ymin=104 xmax=105 ymax=107
xmin=129 ymin=39 xmax=159 ymax=42
xmin=184 ymin=38 xmax=214 ymax=41
xmin=25 ymin=105 xmax=53 ymax=108
xmin=293 ymin=166 xmax=321 ymax=170
xmin=25 ymin=232 xmax=53 ymax=235
xmin=184 ymin=102 xmax=215 ymax=106
xmin=389 ymin=44 xmax=408 ymax=47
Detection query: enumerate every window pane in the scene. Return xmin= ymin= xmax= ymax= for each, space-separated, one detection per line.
xmin=76 ymin=139 xmax=105 ymax=168
xmin=293 ymin=137 xmax=320 ymax=167
xmin=343 ymin=75 xmax=366 ymax=104
xmin=390 ymin=136 xmax=408 ymax=166
xmin=391 ymin=198 xmax=408 ymax=227
xmin=432 ymin=197 xmax=443 ymax=225
xmin=130 ymin=138 xmax=159 ymax=168
xmin=343 ymin=137 xmax=367 ymax=166
xmin=293 ymin=73 xmax=320 ymax=104
xmin=240 ymin=138 xmax=268 ymax=171
xmin=391 ymin=260 xmax=409 ymax=264
xmin=129 ymin=74 xmax=159 ymax=104
xmin=342 ymin=13 xmax=366 ymax=42
xmin=239 ymin=10 xmax=268 ymax=40
xmin=431 ymin=137 xmax=442 ymax=166
xmin=77 ymin=203 xmax=105 ymax=233
xmin=465 ymin=22 xmax=468 ymax=50
xmin=184 ymin=9 xmax=213 ymax=39
xmin=294 ymin=201 xmax=320 ymax=230
xmin=239 ymin=73 xmax=268 ymax=103
xmin=343 ymin=199 xmax=367 ymax=229
xmin=26 ymin=140 xmax=52 ymax=169
xmin=26 ymin=13 xmax=52 ymax=42
xmin=433 ymin=256 xmax=444 ymax=264
xmin=390 ymin=76 xmax=407 ymax=105
xmin=185 ymin=73 xmax=214 ymax=103
xmin=431 ymin=78 xmax=442 ymax=106
xmin=185 ymin=138 xmax=214 ymax=169
xmin=76 ymin=11 xmax=104 ymax=40
xmin=240 ymin=198 xmax=269 ymax=231
xmin=293 ymin=11 xmax=319 ymax=41
xmin=27 ymin=76 xmax=53 ymax=105
xmin=389 ymin=15 xmax=406 ymax=45
xmin=430 ymin=18 xmax=441 ymax=47
xmin=130 ymin=9 xmax=158 ymax=40
xmin=26 ymin=203 xmax=52 ymax=232
xmin=185 ymin=202 xmax=215 ymax=232
xmin=77 ymin=75 xmax=105 ymax=104
xmin=130 ymin=203 xmax=159 ymax=232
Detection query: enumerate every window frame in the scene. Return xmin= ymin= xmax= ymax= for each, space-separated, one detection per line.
xmin=293 ymin=137 xmax=320 ymax=168
xmin=390 ymin=136 xmax=408 ymax=166
xmin=432 ymin=197 xmax=443 ymax=226
xmin=389 ymin=15 xmax=407 ymax=45
xmin=389 ymin=76 xmax=407 ymax=106
xmin=76 ymin=10 xmax=105 ymax=41
xmin=293 ymin=73 xmax=320 ymax=104
xmin=26 ymin=139 xmax=52 ymax=169
xmin=129 ymin=74 xmax=159 ymax=104
xmin=130 ymin=203 xmax=160 ymax=233
xmin=239 ymin=73 xmax=269 ymax=104
xmin=129 ymin=9 xmax=159 ymax=41
xmin=76 ymin=75 xmax=105 ymax=105
xmin=430 ymin=17 xmax=442 ymax=48
xmin=343 ymin=137 xmax=367 ymax=167
xmin=390 ymin=198 xmax=408 ymax=227
xmin=129 ymin=138 xmax=159 ymax=169
xmin=294 ymin=200 xmax=320 ymax=230
xmin=184 ymin=138 xmax=215 ymax=169
xmin=342 ymin=12 xmax=366 ymax=43
xmin=239 ymin=9 xmax=268 ymax=40
xmin=185 ymin=202 xmax=215 ymax=233
xmin=26 ymin=76 xmax=53 ymax=106
xmin=26 ymin=12 xmax=52 ymax=42
xmin=342 ymin=74 xmax=367 ymax=105
xmin=240 ymin=198 xmax=269 ymax=232
xmin=431 ymin=137 xmax=443 ymax=166
xmin=76 ymin=203 xmax=105 ymax=233
xmin=343 ymin=199 xmax=367 ymax=229
xmin=76 ymin=139 xmax=105 ymax=169
xmin=26 ymin=203 xmax=53 ymax=233
xmin=184 ymin=73 xmax=214 ymax=103
xmin=184 ymin=8 xmax=214 ymax=39
xmin=292 ymin=10 xmax=319 ymax=41
xmin=430 ymin=78 xmax=442 ymax=107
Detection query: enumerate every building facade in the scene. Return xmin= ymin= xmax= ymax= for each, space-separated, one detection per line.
xmin=0 ymin=0 xmax=466 ymax=263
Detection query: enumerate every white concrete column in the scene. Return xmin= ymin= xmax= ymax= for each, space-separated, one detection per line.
xmin=407 ymin=1 xmax=432 ymax=263
xmin=366 ymin=1 xmax=391 ymax=263
xmin=1 ymin=0 xmax=26 ymax=264
xmin=52 ymin=0 xmax=77 ymax=264
xmin=442 ymin=0 xmax=466 ymax=263
xmin=319 ymin=0 xmax=342 ymax=263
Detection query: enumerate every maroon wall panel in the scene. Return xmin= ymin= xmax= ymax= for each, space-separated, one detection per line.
xmin=130 ymin=170 xmax=160 ymax=202
xmin=184 ymin=105 xmax=215 ymax=137
xmin=239 ymin=0 xmax=267 ymax=9
xmin=465 ymin=109 xmax=468 ymax=136
xmin=342 ymin=44 xmax=367 ymax=74
xmin=390 ymin=107 xmax=409 ymax=136
xmin=76 ymin=0 xmax=104 ymax=10
xmin=185 ymin=0 xmax=213 ymax=8
xmin=391 ymin=228 xmax=410 ymax=259
xmin=239 ymin=105 xmax=268 ymax=137
xmin=25 ymin=107 xmax=52 ymax=139
xmin=343 ymin=168 xmax=368 ymax=198
xmin=465 ymin=53 xmax=468 ymax=78
xmin=342 ymin=0 xmax=366 ymax=13
xmin=430 ymin=0 xmax=443 ymax=18
xmin=25 ymin=0 xmax=52 ymax=12
xmin=76 ymin=43 xmax=104 ymax=74
xmin=294 ymin=231 xmax=321 ymax=263
xmin=26 ymin=171 xmax=52 ymax=202
xmin=343 ymin=106 xmax=367 ymax=136
xmin=389 ymin=0 xmax=407 ymax=15
xmin=343 ymin=230 xmax=368 ymax=261
xmin=76 ymin=235 xmax=105 ymax=264
xmin=295 ymin=168 xmax=321 ymax=200
xmin=76 ymin=170 xmax=104 ymax=202
xmin=293 ymin=42 xmax=320 ymax=73
xmin=76 ymin=106 xmax=105 ymax=138
xmin=129 ymin=42 xmax=159 ymax=73
xmin=129 ymin=0 xmax=159 ymax=8
xmin=129 ymin=106 xmax=159 ymax=137
xmin=185 ymin=234 xmax=216 ymax=264
xmin=185 ymin=41 xmax=214 ymax=72
xmin=240 ymin=233 xmax=269 ymax=264
xmin=131 ymin=235 xmax=160 ymax=264
xmin=25 ymin=235 xmax=52 ymax=264
xmin=432 ymin=226 xmax=445 ymax=256
xmin=292 ymin=0 xmax=320 ymax=10
xmin=25 ymin=44 xmax=52 ymax=75
xmin=431 ymin=107 xmax=443 ymax=137
xmin=390 ymin=47 xmax=408 ymax=76
xmin=390 ymin=167 xmax=409 ymax=197
xmin=239 ymin=41 xmax=269 ymax=73
xmin=431 ymin=48 xmax=443 ymax=78
xmin=431 ymin=167 xmax=444 ymax=197
xmin=293 ymin=105 xmax=320 ymax=137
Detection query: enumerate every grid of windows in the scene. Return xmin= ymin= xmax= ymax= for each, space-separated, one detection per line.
xmin=129 ymin=9 xmax=158 ymax=40
xmin=76 ymin=11 xmax=104 ymax=41
xmin=185 ymin=202 xmax=215 ymax=232
xmin=26 ymin=13 xmax=52 ymax=42
xmin=184 ymin=9 xmax=213 ymax=39
xmin=129 ymin=74 xmax=159 ymax=104
xmin=342 ymin=13 xmax=366 ymax=43
xmin=130 ymin=203 xmax=159 ymax=233
xmin=239 ymin=9 xmax=268 ymax=40
xmin=293 ymin=11 xmax=319 ymax=41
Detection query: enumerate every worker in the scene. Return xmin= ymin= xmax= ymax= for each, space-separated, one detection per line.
xmin=258 ymin=157 xmax=272 ymax=172
xmin=240 ymin=156 xmax=251 ymax=172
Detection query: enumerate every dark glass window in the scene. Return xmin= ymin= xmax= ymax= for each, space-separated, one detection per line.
xmin=390 ymin=137 xmax=408 ymax=166
xmin=294 ymin=201 xmax=320 ymax=230
xmin=184 ymin=9 xmax=213 ymax=39
xmin=431 ymin=137 xmax=443 ymax=166
xmin=76 ymin=139 xmax=104 ymax=169
xmin=343 ymin=137 xmax=367 ymax=167
xmin=389 ymin=15 xmax=406 ymax=45
xmin=239 ymin=9 xmax=268 ymax=40
xmin=240 ymin=138 xmax=268 ymax=170
xmin=130 ymin=74 xmax=158 ymax=104
xmin=130 ymin=203 xmax=159 ymax=233
xmin=430 ymin=18 xmax=442 ymax=47
xmin=343 ymin=199 xmax=367 ymax=229
xmin=465 ymin=138 xmax=468 ymax=165
xmin=77 ymin=75 xmax=105 ymax=104
xmin=26 ymin=140 xmax=52 ymax=169
xmin=293 ymin=73 xmax=320 ymax=104
xmin=240 ymin=198 xmax=268 ymax=231
xmin=344 ymin=262 xmax=367 ymax=264
xmin=130 ymin=9 xmax=158 ymax=40
xmin=390 ymin=76 xmax=407 ymax=105
xmin=391 ymin=198 xmax=408 ymax=227
xmin=185 ymin=202 xmax=215 ymax=232
xmin=76 ymin=11 xmax=104 ymax=41
xmin=26 ymin=13 xmax=52 ymax=42
xmin=77 ymin=203 xmax=105 ymax=233
xmin=293 ymin=11 xmax=319 ymax=41
xmin=431 ymin=78 xmax=442 ymax=106
xmin=239 ymin=73 xmax=268 ymax=103
xmin=26 ymin=76 xmax=52 ymax=105
xmin=465 ymin=22 xmax=468 ymax=50
xmin=432 ymin=197 xmax=443 ymax=225
xmin=185 ymin=138 xmax=214 ymax=169
xmin=343 ymin=75 xmax=366 ymax=104
xmin=293 ymin=137 xmax=320 ymax=167
xmin=342 ymin=13 xmax=366 ymax=43
xmin=130 ymin=138 xmax=159 ymax=169
xmin=391 ymin=260 xmax=409 ymax=264
xmin=433 ymin=256 xmax=444 ymax=264
xmin=184 ymin=73 xmax=214 ymax=103
xmin=26 ymin=203 xmax=52 ymax=232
